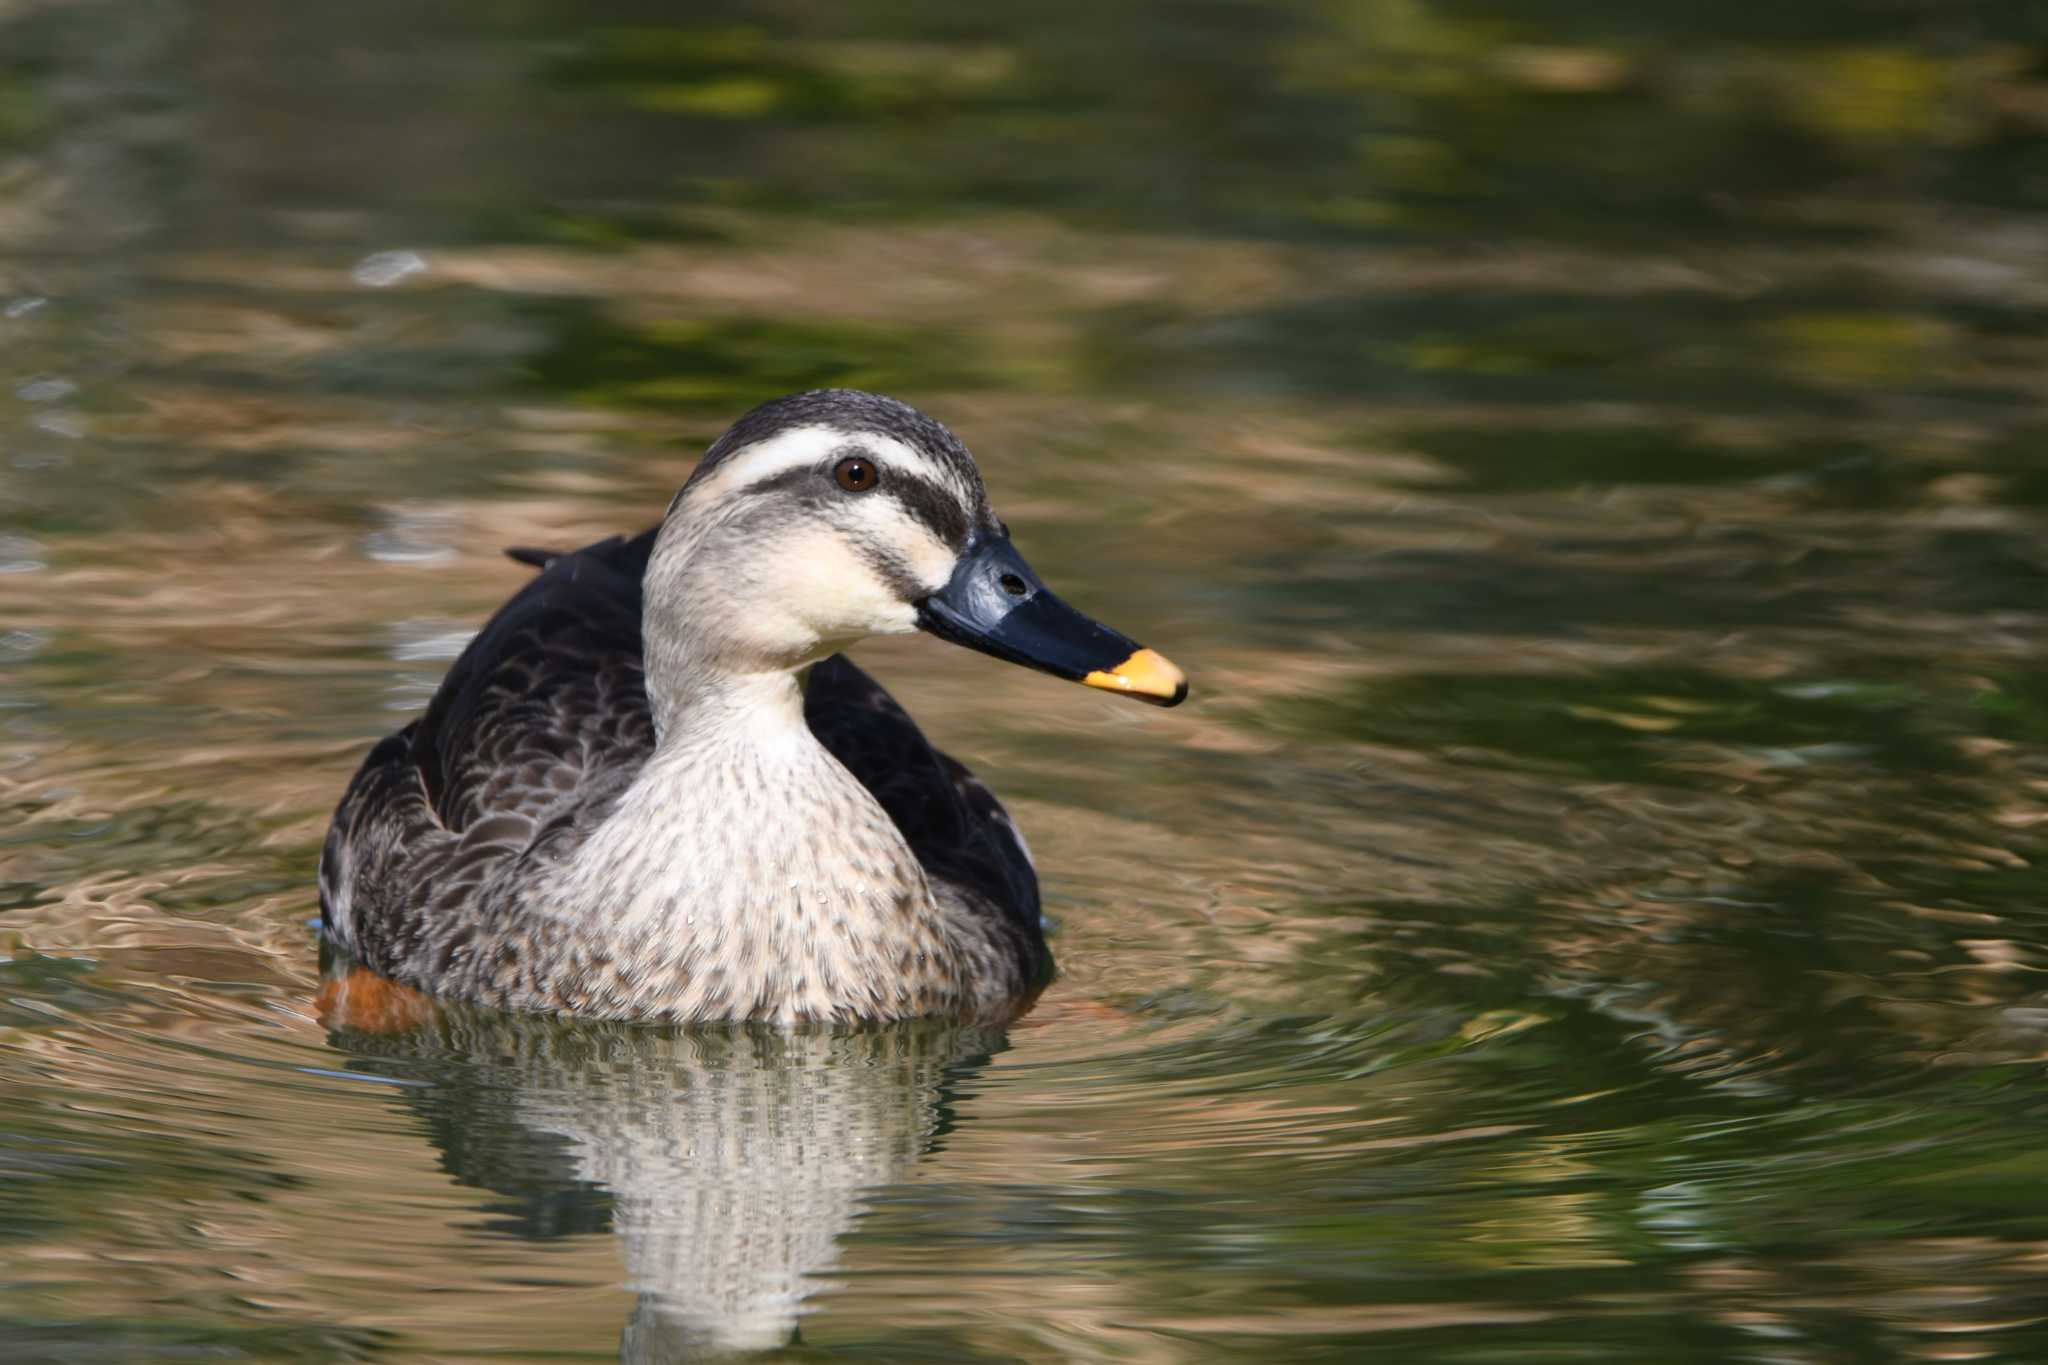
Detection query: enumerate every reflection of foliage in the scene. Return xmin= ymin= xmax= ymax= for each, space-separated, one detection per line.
xmin=521 ymin=302 xmax=988 ymax=410
xmin=522 ymin=1 xmax=2048 ymax=244
xmin=1762 ymin=309 xmax=1949 ymax=384
xmin=1390 ymin=424 xmax=1923 ymax=505
xmin=1965 ymin=428 xmax=2048 ymax=506
xmin=1093 ymin=286 xmax=2025 ymax=414
xmin=1968 ymin=674 xmax=2048 ymax=745
xmin=1392 ymin=425 xmax=1796 ymax=491
xmin=465 ymin=205 xmax=733 ymax=250
xmin=0 ymin=73 xmax=50 ymax=146
xmin=1267 ymin=667 xmax=1967 ymax=787
xmin=551 ymin=26 xmax=1020 ymax=121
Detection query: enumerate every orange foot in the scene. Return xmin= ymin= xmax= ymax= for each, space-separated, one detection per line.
xmin=315 ymin=967 xmax=438 ymax=1035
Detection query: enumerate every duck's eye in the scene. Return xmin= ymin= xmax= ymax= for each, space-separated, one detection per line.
xmin=833 ymin=456 xmax=878 ymax=492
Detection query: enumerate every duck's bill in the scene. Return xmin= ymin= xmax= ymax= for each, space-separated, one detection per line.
xmin=915 ymin=532 xmax=1188 ymax=708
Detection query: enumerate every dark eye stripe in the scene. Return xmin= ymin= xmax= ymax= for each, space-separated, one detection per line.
xmin=733 ymin=461 xmax=970 ymax=548
xmin=885 ymin=470 xmax=970 ymax=548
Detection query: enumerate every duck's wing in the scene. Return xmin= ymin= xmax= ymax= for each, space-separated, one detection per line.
xmin=804 ymin=654 xmax=1042 ymax=934
xmin=416 ymin=530 xmax=658 ymax=832
xmin=319 ymin=530 xmax=659 ymax=956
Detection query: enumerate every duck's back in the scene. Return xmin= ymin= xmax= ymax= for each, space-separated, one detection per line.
xmin=318 ymin=530 xmax=1045 ymax=1015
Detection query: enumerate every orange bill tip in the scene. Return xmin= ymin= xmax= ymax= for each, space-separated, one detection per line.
xmin=1082 ymin=647 xmax=1188 ymax=707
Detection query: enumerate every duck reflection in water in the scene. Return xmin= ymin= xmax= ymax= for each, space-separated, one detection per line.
xmin=321 ymin=966 xmax=1000 ymax=1360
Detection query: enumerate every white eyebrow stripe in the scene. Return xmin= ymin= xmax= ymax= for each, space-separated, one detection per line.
xmin=686 ymin=426 xmax=949 ymax=504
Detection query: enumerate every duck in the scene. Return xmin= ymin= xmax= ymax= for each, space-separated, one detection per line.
xmin=319 ymin=389 xmax=1186 ymax=1025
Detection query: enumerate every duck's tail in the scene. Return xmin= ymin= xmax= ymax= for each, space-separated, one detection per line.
xmin=505 ymin=529 xmax=659 ymax=574
xmin=504 ymin=545 xmax=561 ymax=570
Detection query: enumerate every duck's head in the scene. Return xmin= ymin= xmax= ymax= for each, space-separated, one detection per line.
xmin=649 ymin=389 xmax=1186 ymax=707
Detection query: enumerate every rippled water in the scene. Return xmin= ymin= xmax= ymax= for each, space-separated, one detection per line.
xmin=7 ymin=1 xmax=2048 ymax=1360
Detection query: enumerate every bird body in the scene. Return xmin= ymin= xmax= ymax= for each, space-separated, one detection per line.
xmin=320 ymin=391 xmax=1183 ymax=1024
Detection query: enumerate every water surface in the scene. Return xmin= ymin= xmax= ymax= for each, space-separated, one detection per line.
xmin=6 ymin=1 xmax=2048 ymax=1360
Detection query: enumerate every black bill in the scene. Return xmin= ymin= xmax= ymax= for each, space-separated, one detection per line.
xmin=914 ymin=531 xmax=1187 ymax=707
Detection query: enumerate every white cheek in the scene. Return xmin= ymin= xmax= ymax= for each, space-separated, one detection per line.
xmin=901 ymin=530 xmax=957 ymax=595
xmin=775 ymin=531 xmax=917 ymax=639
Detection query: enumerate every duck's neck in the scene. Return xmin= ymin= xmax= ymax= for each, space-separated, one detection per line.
xmin=654 ymin=662 xmax=814 ymax=750
xmin=541 ymin=664 xmax=967 ymax=1022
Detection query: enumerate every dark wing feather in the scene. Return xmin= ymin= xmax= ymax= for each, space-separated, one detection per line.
xmin=805 ymin=655 xmax=1040 ymax=932
xmin=321 ymin=530 xmax=659 ymax=953
xmin=415 ymin=529 xmax=658 ymax=832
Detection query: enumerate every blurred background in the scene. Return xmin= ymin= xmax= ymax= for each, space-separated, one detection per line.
xmin=6 ymin=0 xmax=2048 ymax=1361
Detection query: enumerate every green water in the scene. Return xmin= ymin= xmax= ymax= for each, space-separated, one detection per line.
xmin=5 ymin=1 xmax=2048 ymax=1360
